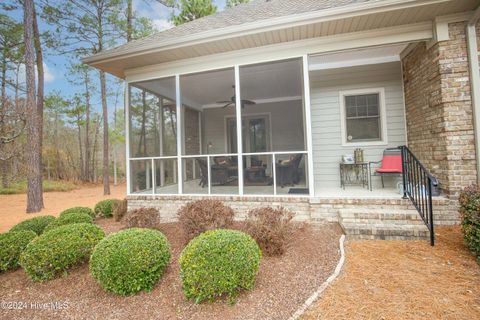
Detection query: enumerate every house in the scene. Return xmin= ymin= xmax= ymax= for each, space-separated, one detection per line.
xmin=84 ymin=0 xmax=480 ymax=242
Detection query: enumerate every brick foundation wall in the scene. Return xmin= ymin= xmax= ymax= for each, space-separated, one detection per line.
xmin=127 ymin=195 xmax=458 ymax=226
xmin=402 ymin=22 xmax=479 ymax=198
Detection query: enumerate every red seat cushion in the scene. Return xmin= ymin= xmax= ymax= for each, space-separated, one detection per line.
xmin=376 ymin=155 xmax=402 ymax=173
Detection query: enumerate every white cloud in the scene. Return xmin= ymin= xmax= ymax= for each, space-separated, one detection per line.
xmin=152 ymin=19 xmax=174 ymax=31
xmin=17 ymin=62 xmax=56 ymax=85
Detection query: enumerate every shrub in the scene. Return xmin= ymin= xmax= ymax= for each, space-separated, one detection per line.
xmin=90 ymin=228 xmax=171 ymax=296
xmin=459 ymin=185 xmax=480 ymax=262
xmin=9 ymin=216 xmax=56 ymax=235
xmin=125 ymin=207 xmax=160 ymax=229
xmin=20 ymin=223 xmax=105 ymax=281
xmin=94 ymin=199 xmax=120 ymax=218
xmin=179 ymin=229 xmax=261 ymax=303
xmin=0 ymin=230 xmax=37 ymax=272
xmin=178 ymin=200 xmax=235 ymax=241
xmin=112 ymin=199 xmax=128 ymax=222
xmin=43 ymin=212 xmax=93 ymax=233
xmin=60 ymin=207 xmax=95 ymax=219
xmin=245 ymin=207 xmax=294 ymax=256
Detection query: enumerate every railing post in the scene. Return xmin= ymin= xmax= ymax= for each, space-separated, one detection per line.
xmin=427 ymin=178 xmax=435 ymax=246
xmin=400 ymin=146 xmax=408 ymax=199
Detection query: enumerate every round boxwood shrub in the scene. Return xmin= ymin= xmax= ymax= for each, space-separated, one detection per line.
xmin=60 ymin=207 xmax=95 ymax=218
xmin=90 ymin=228 xmax=171 ymax=296
xmin=43 ymin=212 xmax=93 ymax=233
xmin=94 ymin=199 xmax=120 ymax=218
xmin=20 ymin=223 xmax=105 ymax=281
xmin=179 ymin=229 xmax=261 ymax=303
xmin=0 ymin=230 xmax=37 ymax=272
xmin=9 ymin=216 xmax=56 ymax=235
xmin=459 ymin=185 xmax=480 ymax=262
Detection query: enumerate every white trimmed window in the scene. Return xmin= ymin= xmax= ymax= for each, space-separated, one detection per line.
xmin=339 ymin=88 xmax=387 ymax=146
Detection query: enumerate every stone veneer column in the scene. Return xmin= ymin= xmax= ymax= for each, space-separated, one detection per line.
xmin=402 ymin=22 xmax=479 ymax=198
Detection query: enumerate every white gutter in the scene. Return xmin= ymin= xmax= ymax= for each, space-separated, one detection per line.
xmin=466 ymin=6 xmax=480 ymax=183
xmin=82 ymin=0 xmax=453 ymax=65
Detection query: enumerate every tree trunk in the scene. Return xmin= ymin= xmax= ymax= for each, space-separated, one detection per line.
xmin=24 ymin=0 xmax=43 ymax=213
xmin=84 ymin=70 xmax=91 ymax=182
xmin=1 ymin=51 xmax=7 ymax=188
xmin=33 ymin=3 xmax=44 ymax=198
xmin=127 ymin=0 xmax=133 ymax=42
xmin=77 ymin=121 xmax=84 ymax=179
xmin=100 ymin=70 xmax=110 ymax=194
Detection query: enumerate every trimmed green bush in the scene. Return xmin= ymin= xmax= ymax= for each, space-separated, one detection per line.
xmin=90 ymin=228 xmax=171 ymax=296
xmin=94 ymin=199 xmax=120 ymax=218
xmin=60 ymin=207 xmax=95 ymax=218
xmin=20 ymin=223 xmax=105 ymax=281
xmin=0 ymin=230 xmax=37 ymax=271
xmin=43 ymin=212 xmax=93 ymax=233
xmin=459 ymin=185 xmax=480 ymax=262
xmin=9 ymin=216 xmax=56 ymax=235
xmin=179 ymin=229 xmax=261 ymax=303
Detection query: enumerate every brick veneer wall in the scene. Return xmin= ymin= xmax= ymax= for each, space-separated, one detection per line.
xmin=402 ymin=22 xmax=479 ymax=198
xmin=127 ymin=195 xmax=458 ymax=225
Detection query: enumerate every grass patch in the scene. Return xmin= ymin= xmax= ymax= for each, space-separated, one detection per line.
xmin=0 ymin=180 xmax=77 ymax=195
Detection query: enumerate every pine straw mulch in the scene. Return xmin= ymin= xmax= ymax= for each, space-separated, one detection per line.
xmin=0 ymin=219 xmax=342 ymax=320
xmin=302 ymin=226 xmax=480 ymax=320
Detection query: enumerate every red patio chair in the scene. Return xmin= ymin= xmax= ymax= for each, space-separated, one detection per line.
xmin=369 ymin=148 xmax=403 ymax=189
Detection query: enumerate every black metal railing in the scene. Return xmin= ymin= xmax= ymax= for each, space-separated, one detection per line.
xmin=399 ymin=146 xmax=438 ymax=246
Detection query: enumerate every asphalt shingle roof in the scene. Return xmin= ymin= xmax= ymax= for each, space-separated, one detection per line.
xmin=101 ymin=0 xmax=376 ymax=56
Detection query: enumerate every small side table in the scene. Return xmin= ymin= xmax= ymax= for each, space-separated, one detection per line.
xmin=339 ymin=162 xmax=370 ymax=190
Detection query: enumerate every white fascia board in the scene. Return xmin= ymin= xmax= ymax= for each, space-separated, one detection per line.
xmin=125 ymin=22 xmax=433 ymax=83
xmin=83 ymin=0 xmax=447 ymax=65
xmin=309 ymin=55 xmax=400 ymax=71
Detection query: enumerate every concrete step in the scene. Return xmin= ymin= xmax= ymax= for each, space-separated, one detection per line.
xmin=340 ymin=222 xmax=430 ymax=240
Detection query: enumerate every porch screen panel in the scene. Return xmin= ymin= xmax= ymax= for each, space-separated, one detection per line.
xmin=239 ymin=58 xmax=306 ymax=153
xmin=180 ymin=68 xmax=239 ymax=195
xmin=129 ymin=77 xmax=178 ymax=194
xmin=239 ymin=58 xmax=308 ymax=195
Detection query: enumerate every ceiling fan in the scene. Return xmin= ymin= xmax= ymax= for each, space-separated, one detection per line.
xmin=216 ymin=85 xmax=256 ymax=109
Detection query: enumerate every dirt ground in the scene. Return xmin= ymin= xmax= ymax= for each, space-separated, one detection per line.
xmin=302 ymin=226 xmax=480 ymax=320
xmin=0 ymin=183 xmax=126 ymax=233
xmin=0 ymin=220 xmax=341 ymax=320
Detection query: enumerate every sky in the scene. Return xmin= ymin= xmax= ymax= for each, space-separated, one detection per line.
xmin=5 ymin=0 xmax=228 ymax=117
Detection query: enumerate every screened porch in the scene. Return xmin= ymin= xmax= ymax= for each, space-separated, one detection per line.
xmin=128 ymin=58 xmax=312 ymax=196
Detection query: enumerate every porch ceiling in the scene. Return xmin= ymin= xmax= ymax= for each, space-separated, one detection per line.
xmin=83 ymin=0 xmax=478 ymax=79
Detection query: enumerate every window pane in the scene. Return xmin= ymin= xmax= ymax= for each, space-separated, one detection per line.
xmin=346 ymin=117 xmax=381 ymax=141
xmin=357 ymin=95 xmax=367 ymax=107
xmin=182 ymin=157 xmax=208 ymax=194
xmin=345 ymin=96 xmax=356 ymax=107
xmin=346 ymin=105 xmax=356 ymax=117
xmin=367 ymin=94 xmax=378 ymax=107
xmin=367 ymin=105 xmax=379 ymax=116
xmin=357 ymin=105 xmax=368 ymax=117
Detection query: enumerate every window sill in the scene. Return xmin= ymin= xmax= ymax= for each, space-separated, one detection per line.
xmin=341 ymin=140 xmax=388 ymax=147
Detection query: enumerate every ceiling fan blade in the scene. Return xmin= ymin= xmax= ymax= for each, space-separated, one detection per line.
xmin=216 ymin=100 xmax=231 ymax=104
xmin=222 ymin=102 xmax=234 ymax=109
xmin=242 ymin=99 xmax=256 ymax=105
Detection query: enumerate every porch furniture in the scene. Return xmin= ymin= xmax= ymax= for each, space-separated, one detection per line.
xmin=339 ymin=162 xmax=369 ymax=190
xmin=196 ymin=159 xmax=208 ymax=188
xmin=244 ymin=165 xmax=272 ymax=186
xmin=196 ymin=158 xmax=238 ymax=187
xmin=276 ymin=154 xmax=303 ymax=187
xmin=369 ymin=148 xmax=402 ymax=190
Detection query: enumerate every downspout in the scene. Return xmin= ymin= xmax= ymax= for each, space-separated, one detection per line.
xmin=466 ymin=6 xmax=480 ymax=183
